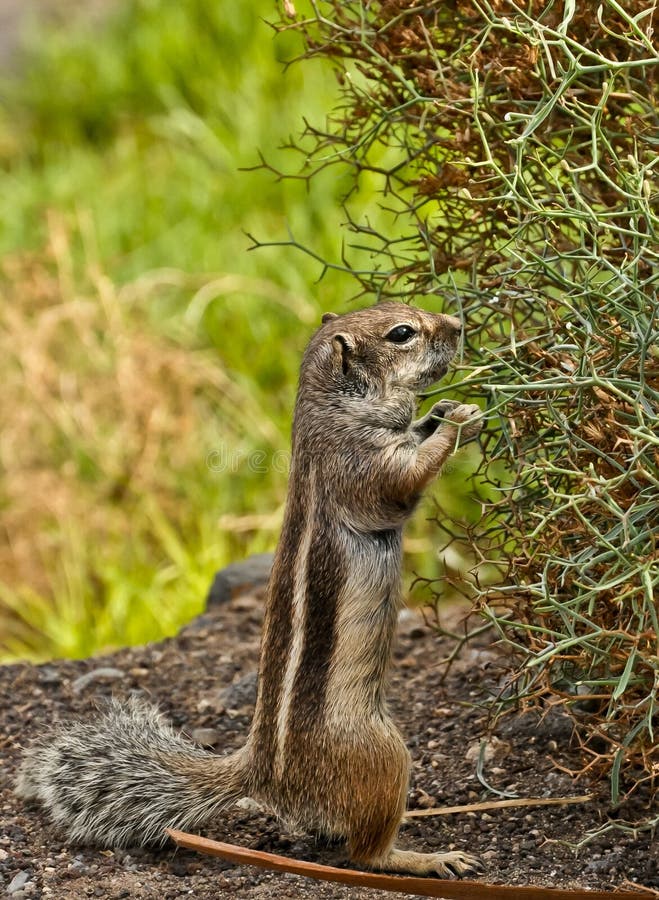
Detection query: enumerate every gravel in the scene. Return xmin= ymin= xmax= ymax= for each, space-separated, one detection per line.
xmin=1 ymin=589 xmax=657 ymax=898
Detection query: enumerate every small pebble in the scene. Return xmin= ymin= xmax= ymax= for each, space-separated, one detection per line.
xmin=218 ymin=671 xmax=258 ymax=711
xmin=37 ymin=666 xmax=61 ymax=685
xmin=71 ymin=667 xmax=125 ymax=693
xmin=191 ymin=728 xmax=221 ymax=747
xmin=7 ymin=870 xmax=31 ymax=894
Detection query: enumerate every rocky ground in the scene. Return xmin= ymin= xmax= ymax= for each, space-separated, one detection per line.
xmin=1 ymin=566 xmax=657 ymax=899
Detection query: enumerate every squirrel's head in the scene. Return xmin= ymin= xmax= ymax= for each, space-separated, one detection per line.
xmin=305 ymin=302 xmax=462 ymax=397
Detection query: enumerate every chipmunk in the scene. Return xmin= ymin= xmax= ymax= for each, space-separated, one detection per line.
xmin=17 ymin=302 xmax=484 ymax=878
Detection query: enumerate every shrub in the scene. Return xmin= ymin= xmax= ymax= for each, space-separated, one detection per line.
xmin=268 ymin=0 xmax=659 ymax=812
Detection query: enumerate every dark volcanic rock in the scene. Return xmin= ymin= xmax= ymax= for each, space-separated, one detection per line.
xmin=206 ymin=554 xmax=274 ymax=607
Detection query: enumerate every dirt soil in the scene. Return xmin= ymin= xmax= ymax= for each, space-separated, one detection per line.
xmin=1 ymin=584 xmax=657 ymax=899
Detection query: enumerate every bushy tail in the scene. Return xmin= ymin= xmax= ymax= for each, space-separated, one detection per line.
xmin=16 ymin=697 xmax=250 ymax=847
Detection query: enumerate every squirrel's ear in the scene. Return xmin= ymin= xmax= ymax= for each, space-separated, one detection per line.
xmin=332 ymin=333 xmax=355 ymax=376
xmin=321 ymin=311 xmax=338 ymax=324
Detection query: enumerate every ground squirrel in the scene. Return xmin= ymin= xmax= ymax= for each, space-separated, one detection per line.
xmin=17 ymin=302 xmax=484 ymax=878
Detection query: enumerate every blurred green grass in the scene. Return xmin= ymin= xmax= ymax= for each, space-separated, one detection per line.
xmin=0 ymin=0 xmax=481 ymax=662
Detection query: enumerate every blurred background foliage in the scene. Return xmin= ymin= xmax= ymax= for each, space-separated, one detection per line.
xmin=0 ymin=0 xmax=479 ymax=661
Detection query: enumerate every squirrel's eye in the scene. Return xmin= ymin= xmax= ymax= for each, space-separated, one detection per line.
xmin=386 ymin=324 xmax=417 ymax=344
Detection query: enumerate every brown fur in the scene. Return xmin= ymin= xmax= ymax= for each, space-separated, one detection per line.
xmin=247 ymin=302 xmax=483 ymax=876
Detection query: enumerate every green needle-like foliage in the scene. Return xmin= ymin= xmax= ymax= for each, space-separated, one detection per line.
xmin=268 ymin=0 xmax=659 ymax=806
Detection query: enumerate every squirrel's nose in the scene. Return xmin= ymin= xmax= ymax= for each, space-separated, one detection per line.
xmin=444 ymin=315 xmax=463 ymax=336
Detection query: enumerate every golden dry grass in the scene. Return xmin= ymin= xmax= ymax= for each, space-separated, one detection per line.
xmin=0 ymin=212 xmax=290 ymax=659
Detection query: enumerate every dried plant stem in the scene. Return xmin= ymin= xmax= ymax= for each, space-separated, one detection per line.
xmin=404 ymin=794 xmax=594 ymax=819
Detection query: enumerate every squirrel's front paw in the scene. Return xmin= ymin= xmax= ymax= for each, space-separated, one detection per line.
xmin=443 ymin=403 xmax=483 ymax=443
xmin=428 ymin=399 xmax=462 ymax=420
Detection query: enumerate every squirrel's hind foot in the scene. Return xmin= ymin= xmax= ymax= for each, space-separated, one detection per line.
xmin=373 ymin=847 xmax=485 ymax=879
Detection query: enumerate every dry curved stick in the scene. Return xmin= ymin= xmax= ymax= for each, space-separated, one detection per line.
xmin=167 ymin=828 xmax=655 ymax=899
xmin=403 ymin=794 xmax=593 ymax=819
